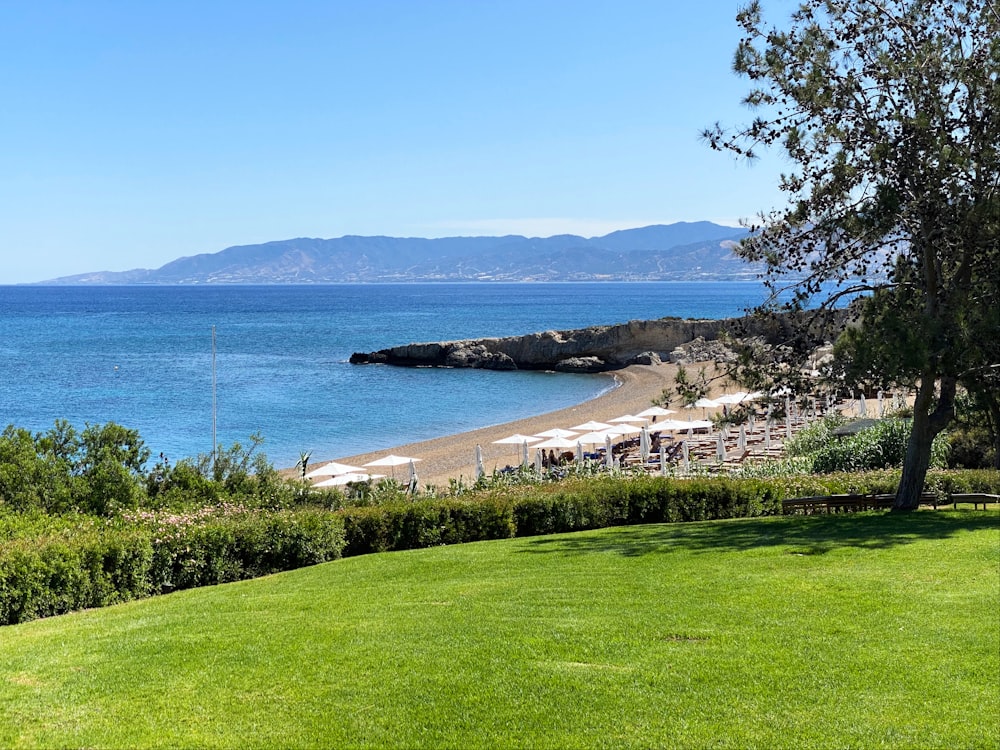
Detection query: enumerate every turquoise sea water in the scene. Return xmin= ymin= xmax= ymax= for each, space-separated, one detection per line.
xmin=0 ymin=283 xmax=769 ymax=467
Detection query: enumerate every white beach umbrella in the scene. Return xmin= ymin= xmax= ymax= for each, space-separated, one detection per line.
xmin=636 ymin=406 xmax=677 ymax=419
xmin=714 ymin=391 xmax=750 ymax=406
xmin=648 ymin=419 xmax=691 ymax=433
xmin=533 ymin=436 xmax=578 ymax=450
xmin=493 ymin=433 xmax=542 ymax=465
xmin=609 ymin=414 xmax=649 ymax=424
xmin=606 ymin=423 xmax=642 ymax=436
xmin=574 ymin=430 xmax=614 ymax=445
xmin=314 ymin=472 xmax=383 ymax=487
xmin=605 ymin=434 xmax=614 ymax=470
xmin=570 ymin=420 xmax=613 ymax=432
xmin=533 ymin=428 xmax=578 ymax=439
xmin=534 ymin=448 xmax=543 ymax=476
xmin=659 ymin=444 xmax=667 ymax=476
xmin=682 ymin=439 xmax=690 ymax=472
xmin=364 ymin=454 xmax=419 ymax=468
xmin=688 ymin=398 xmax=721 ymax=419
xmin=738 ymin=424 xmax=747 ymax=452
xmin=407 ymin=459 xmax=419 ymax=493
xmin=364 ymin=454 xmax=421 ymax=480
xmin=716 ymin=433 xmax=726 ymax=462
xmin=575 ymin=441 xmax=583 ymax=465
xmin=492 ymin=433 xmax=543 ymax=446
xmin=684 ymin=419 xmax=714 ymax=431
xmin=475 ymin=444 xmax=485 ymax=481
xmin=640 ymin=426 xmax=651 ymax=461
xmin=693 ymin=398 xmax=721 ymax=408
xmin=305 ymin=461 xmax=365 ymax=479
xmin=858 ymin=394 xmax=868 ymax=418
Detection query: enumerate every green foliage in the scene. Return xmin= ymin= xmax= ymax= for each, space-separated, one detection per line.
xmin=340 ymin=497 xmax=516 ymax=556
xmin=947 ymin=391 xmax=999 ymax=469
xmin=4 ymin=467 xmax=998 ymax=625
xmin=784 ymin=414 xmax=849 ymax=457
xmin=655 ymin=363 xmax=711 ymax=409
xmin=708 ymin=0 xmax=1000 ymax=506
xmin=810 ymin=420 xmax=949 ymax=474
xmin=0 ymin=506 xmax=345 ymax=625
xmin=134 ymin=505 xmax=345 ymax=593
xmin=0 ymin=421 xmax=150 ymax=515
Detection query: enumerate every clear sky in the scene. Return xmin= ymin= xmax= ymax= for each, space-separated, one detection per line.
xmin=0 ymin=0 xmax=796 ymax=284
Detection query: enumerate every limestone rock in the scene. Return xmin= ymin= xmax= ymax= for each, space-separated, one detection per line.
xmin=630 ymin=351 xmax=662 ymax=366
xmin=349 ymin=312 xmax=838 ymax=373
xmin=669 ymin=336 xmax=737 ymax=365
xmin=554 ymin=356 xmax=606 ymax=373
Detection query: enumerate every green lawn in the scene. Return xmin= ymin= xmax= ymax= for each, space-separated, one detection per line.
xmin=1 ymin=510 xmax=997 ymax=749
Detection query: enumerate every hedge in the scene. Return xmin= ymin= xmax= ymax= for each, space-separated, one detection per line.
xmin=340 ymin=497 xmax=517 ymax=556
xmin=2 ymin=469 xmax=996 ymax=626
xmin=0 ymin=507 xmax=345 ymax=625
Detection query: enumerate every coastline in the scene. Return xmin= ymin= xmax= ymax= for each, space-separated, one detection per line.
xmin=314 ymin=362 xmax=721 ymax=488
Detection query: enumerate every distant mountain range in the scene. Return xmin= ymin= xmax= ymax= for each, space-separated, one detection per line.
xmin=43 ymin=222 xmax=759 ymax=284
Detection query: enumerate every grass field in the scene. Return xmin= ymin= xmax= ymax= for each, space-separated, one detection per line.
xmin=1 ymin=509 xmax=997 ymax=749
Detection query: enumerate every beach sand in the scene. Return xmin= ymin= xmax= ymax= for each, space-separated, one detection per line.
xmin=307 ymin=362 xmax=728 ymax=488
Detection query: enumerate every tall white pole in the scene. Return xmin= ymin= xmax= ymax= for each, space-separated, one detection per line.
xmin=212 ymin=325 xmax=217 ymax=470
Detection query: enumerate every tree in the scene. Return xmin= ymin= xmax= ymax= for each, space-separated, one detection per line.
xmin=706 ymin=0 xmax=1000 ymax=508
xmin=77 ymin=422 xmax=151 ymax=514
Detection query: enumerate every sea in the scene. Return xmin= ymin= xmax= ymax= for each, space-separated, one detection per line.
xmin=0 ymin=283 xmax=771 ymax=468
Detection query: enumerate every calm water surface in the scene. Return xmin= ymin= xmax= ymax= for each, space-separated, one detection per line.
xmin=0 ymin=283 xmax=769 ymax=467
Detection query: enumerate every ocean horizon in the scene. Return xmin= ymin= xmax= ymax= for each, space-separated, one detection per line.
xmin=0 ymin=282 xmax=771 ymax=468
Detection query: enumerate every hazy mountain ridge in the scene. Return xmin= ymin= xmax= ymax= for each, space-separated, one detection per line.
xmin=42 ymin=222 xmax=758 ymax=284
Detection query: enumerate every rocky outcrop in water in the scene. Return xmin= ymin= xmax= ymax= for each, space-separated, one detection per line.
xmin=350 ymin=317 xmax=751 ymax=372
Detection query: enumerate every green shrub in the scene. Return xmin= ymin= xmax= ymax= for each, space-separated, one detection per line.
xmin=784 ymin=414 xmax=849 ymax=456
xmin=810 ymin=419 xmax=949 ymax=473
xmin=0 ymin=523 xmax=153 ymax=625
xmin=4 ymin=469 xmax=995 ymax=626
xmin=340 ymin=498 xmax=516 ymax=556
xmin=0 ymin=506 xmax=345 ymax=625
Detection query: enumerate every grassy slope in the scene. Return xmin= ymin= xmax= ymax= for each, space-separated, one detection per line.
xmin=1 ymin=510 xmax=997 ymax=749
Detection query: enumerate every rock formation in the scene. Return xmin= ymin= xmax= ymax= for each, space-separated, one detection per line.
xmin=350 ymin=317 xmax=752 ymax=372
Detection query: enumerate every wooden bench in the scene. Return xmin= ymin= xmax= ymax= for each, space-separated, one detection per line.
xmin=781 ymin=492 xmax=938 ymax=515
xmin=781 ymin=494 xmax=895 ymax=514
xmin=949 ymin=493 xmax=1000 ymax=510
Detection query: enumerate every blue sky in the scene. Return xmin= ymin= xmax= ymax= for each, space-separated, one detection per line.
xmin=0 ymin=0 xmax=795 ymax=284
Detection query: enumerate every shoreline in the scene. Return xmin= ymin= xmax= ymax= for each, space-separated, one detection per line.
xmin=308 ymin=362 xmax=720 ymax=488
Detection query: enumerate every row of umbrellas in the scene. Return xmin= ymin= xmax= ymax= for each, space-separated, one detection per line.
xmin=305 ymin=454 xmax=421 ymax=487
xmin=489 ymin=404 xmax=720 ymax=468
xmin=488 ymin=390 xmax=781 ymax=471
xmin=306 ymin=390 xmax=777 ymax=488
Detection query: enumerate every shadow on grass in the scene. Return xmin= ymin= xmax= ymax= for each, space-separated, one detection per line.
xmin=519 ymin=511 xmax=1000 ymax=558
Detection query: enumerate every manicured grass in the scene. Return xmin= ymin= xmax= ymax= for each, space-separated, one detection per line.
xmin=1 ymin=510 xmax=997 ymax=749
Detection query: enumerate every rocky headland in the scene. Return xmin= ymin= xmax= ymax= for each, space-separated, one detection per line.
xmin=350 ymin=315 xmax=786 ymax=373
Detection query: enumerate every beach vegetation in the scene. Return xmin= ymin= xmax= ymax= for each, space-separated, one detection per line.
xmin=946 ymin=390 xmax=1000 ymax=469
xmin=706 ymin=0 xmax=1000 ymax=509
xmin=781 ymin=414 xmax=951 ymax=474
xmin=1 ymin=416 xmax=997 ymax=625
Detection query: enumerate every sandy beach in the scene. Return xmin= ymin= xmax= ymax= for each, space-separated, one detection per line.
xmin=308 ymin=362 xmax=727 ymax=488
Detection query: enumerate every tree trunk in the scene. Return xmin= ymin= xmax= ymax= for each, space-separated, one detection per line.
xmin=896 ymin=415 xmax=935 ymax=510
xmin=894 ymin=375 xmax=956 ymax=510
